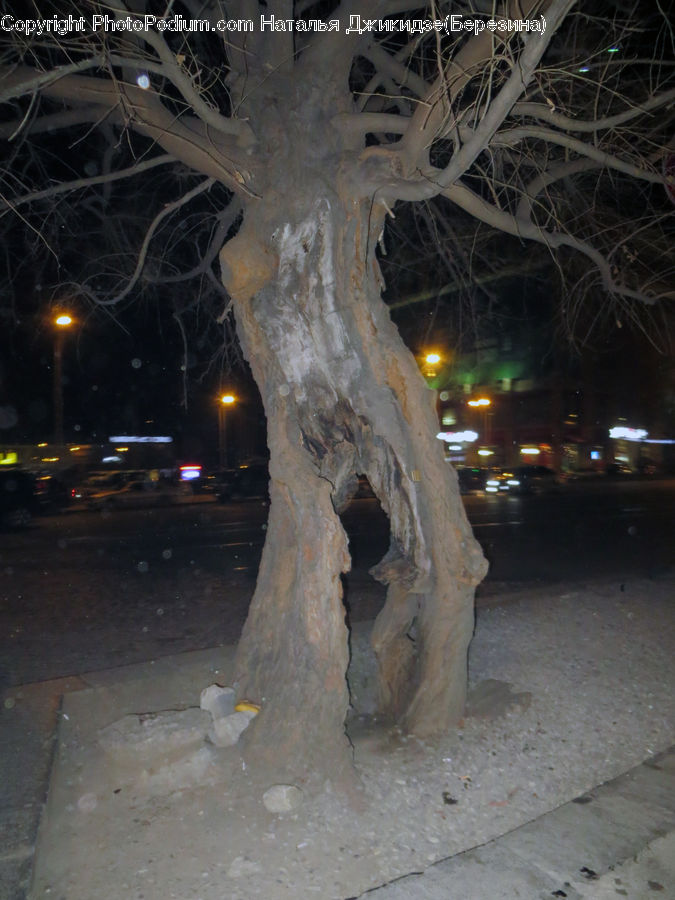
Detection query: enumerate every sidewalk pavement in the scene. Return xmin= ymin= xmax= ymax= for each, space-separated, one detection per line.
xmin=1 ymin=674 xmax=87 ymax=900
xmin=359 ymin=746 xmax=675 ymax=899
xmin=2 ymin=658 xmax=674 ymax=900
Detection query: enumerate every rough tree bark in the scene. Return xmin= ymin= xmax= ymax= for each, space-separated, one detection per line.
xmin=220 ymin=171 xmax=487 ymax=782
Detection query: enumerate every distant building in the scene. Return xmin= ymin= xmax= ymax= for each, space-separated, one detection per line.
xmin=427 ymin=331 xmax=672 ymax=474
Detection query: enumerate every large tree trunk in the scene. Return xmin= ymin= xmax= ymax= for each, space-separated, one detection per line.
xmin=220 ymin=185 xmax=487 ymax=784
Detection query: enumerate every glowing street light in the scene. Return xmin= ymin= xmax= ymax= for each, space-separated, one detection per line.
xmin=53 ymin=312 xmax=74 ymax=446
xmin=421 ymin=350 xmax=442 ymax=378
xmin=219 ymin=393 xmax=237 ymax=468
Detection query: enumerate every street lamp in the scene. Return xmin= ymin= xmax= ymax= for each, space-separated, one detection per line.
xmin=53 ymin=313 xmax=74 ymax=447
xmin=218 ymin=393 xmax=236 ymax=468
xmin=422 ymin=351 xmax=442 ymax=378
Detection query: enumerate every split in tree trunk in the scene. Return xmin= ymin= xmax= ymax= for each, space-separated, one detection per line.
xmin=221 ymin=192 xmax=487 ymax=783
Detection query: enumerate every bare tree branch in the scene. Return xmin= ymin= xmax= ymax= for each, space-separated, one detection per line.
xmin=83 ymin=177 xmax=216 ymax=307
xmin=0 ymin=154 xmax=175 ymax=213
xmin=511 ymin=86 xmax=675 ymax=133
xmin=446 ymin=180 xmax=673 ymax=305
xmin=0 ymin=106 xmax=108 ymax=140
xmin=360 ymin=40 xmax=429 ymax=101
xmin=0 ymin=56 xmax=106 ymax=102
xmin=398 ymin=0 xmax=560 ymax=169
xmin=1 ymin=66 xmax=257 ymax=191
xmin=146 ymin=198 xmax=242 ymax=285
xmin=109 ymin=20 xmax=254 ymax=139
xmin=516 ymin=156 xmax=599 ymax=219
xmin=494 ymin=125 xmax=667 ymax=183
xmin=391 ymin=0 xmax=578 ymax=200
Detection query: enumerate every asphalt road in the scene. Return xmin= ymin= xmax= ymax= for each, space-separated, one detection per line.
xmin=466 ymin=478 xmax=675 ymax=589
xmin=1 ymin=479 xmax=673 ymax=686
xmin=2 ymin=477 xmax=674 ymax=586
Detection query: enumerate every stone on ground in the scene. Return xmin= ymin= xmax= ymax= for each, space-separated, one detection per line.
xmin=98 ymin=707 xmax=211 ymax=764
xmin=209 ymin=709 xmax=257 ymax=747
xmin=262 ymin=784 xmax=303 ymax=813
xmin=200 ymin=684 xmax=235 ymax=719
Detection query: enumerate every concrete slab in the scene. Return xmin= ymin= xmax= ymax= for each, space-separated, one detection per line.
xmin=601 ymin=747 xmax=675 ymax=813
xmin=498 ymin=795 xmax=673 ymax=887
xmin=579 ymin=832 xmax=675 ymax=898
xmin=363 ymin=751 xmax=675 ymax=899
xmin=358 ymin=841 xmax=585 ymax=900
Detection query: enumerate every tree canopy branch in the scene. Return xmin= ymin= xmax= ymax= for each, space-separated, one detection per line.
xmin=0 ymin=65 xmax=258 ymax=193
xmin=446 ymin=180 xmax=671 ymax=305
xmin=511 ymin=87 xmax=675 ymax=134
xmin=0 ymin=154 xmax=176 ymax=214
xmin=398 ymin=0 xmax=560 ymax=169
xmin=82 ymin=177 xmax=216 ymax=307
xmin=494 ymin=125 xmax=667 ymax=184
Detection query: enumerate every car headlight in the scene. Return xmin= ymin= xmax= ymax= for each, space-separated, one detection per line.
xmin=507 ymin=479 xmax=520 ymax=486
xmin=486 ymin=479 xmax=499 ymax=486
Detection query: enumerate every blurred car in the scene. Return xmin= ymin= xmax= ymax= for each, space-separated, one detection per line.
xmin=0 ymin=468 xmax=38 ymax=529
xmin=565 ymin=467 xmax=603 ymax=481
xmin=456 ymin=466 xmax=486 ymax=494
xmin=70 ymin=470 xmax=132 ymax=501
xmin=216 ymin=461 xmax=269 ymax=502
xmin=33 ymin=472 xmax=71 ymax=512
xmin=202 ymin=469 xmax=226 ymax=494
xmin=606 ymin=463 xmax=634 ymax=478
xmin=72 ymin=470 xmax=182 ymax=510
xmin=485 ymin=468 xmax=513 ymax=494
xmin=487 ymin=465 xmax=559 ymax=495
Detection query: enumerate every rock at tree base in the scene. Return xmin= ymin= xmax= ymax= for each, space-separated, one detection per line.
xmin=98 ymin=707 xmax=211 ymax=765
xmin=262 ymin=784 xmax=303 ymax=813
xmin=210 ymin=709 xmax=257 ymax=747
xmin=200 ymin=683 xmax=236 ymax=719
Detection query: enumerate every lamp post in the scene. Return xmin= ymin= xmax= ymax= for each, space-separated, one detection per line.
xmin=53 ymin=313 xmax=73 ymax=447
xmin=218 ymin=394 xmax=236 ymax=468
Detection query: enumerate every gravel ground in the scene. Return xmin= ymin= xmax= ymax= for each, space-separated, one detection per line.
xmin=26 ymin=574 xmax=675 ymax=900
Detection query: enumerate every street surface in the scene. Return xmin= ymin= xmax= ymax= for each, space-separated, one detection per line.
xmin=466 ymin=478 xmax=675 ymax=589
xmin=1 ymin=479 xmax=673 ymax=687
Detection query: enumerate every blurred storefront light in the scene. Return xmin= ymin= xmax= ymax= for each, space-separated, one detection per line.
xmin=437 ymin=430 xmax=478 ymax=443
xmin=609 ymin=426 xmax=648 ymax=441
